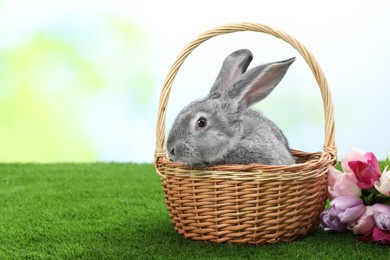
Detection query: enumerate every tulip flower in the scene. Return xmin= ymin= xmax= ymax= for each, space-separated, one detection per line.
xmin=371 ymin=203 xmax=390 ymax=231
xmin=320 ymin=208 xmax=348 ymax=232
xmin=320 ymin=195 xmax=365 ymax=231
xmin=371 ymin=227 xmax=390 ymax=244
xmin=321 ymin=149 xmax=390 ymax=244
xmin=330 ymin=195 xmax=366 ymax=223
xmin=328 ymin=166 xmax=361 ymax=199
xmin=348 ymin=152 xmax=381 ymax=189
xmin=341 ymin=148 xmax=366 ymax=173
xmin=348 ymin=206 xmax=375 ymax=235
xmin=358 ymin=227 xmax=390 ymax=245
xmin=374 ymin=167 xmax=390 ymax=197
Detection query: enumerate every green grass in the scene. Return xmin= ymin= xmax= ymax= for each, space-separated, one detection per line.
xmin=0 ymin=163 xmax=389 ymax=259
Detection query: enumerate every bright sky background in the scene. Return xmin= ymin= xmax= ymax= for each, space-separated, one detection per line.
xmin=0 ymin=0 xmax=389 ymax=162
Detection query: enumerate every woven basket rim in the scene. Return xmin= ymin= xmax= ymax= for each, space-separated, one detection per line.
xmin=154 ymin=22 xmax=337 ymax=175
xmin=155 ymin=149 xmax=336 ymax=181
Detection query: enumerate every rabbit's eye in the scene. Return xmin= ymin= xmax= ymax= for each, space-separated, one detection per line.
xmin=197 ymin=117 xmax=207 ymax=128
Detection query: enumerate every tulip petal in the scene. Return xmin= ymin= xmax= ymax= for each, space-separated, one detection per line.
xmin=339 ymin=205 xmax=365 ymax=223
xmin=341 ymin=149 xmax=365 ymax=173
xmin=371 ymin=204 xmax=390 ymax=231
xmin=371 ymin=203 xmax=390 ymax=215
xmin=372 ymin=227 xmax=390 ymax=244
xmin=330 ymin=195 xmax=363 ymax=209
xmin=328 ymin=166 xmax=341 ymax=187
xmin=374 ymin=167 xmax=390 ymax=197
xmin=364 ymin=152 xmax=381 ymax=175
xmin=349 ymin=160 xmax=379 ymax=189
xmin=328 ymin=168 xmax=361 ymax=199
xmin=320 ymin=209 xmax=347 ymax=232
xmin=347 ymin=206 xmax=375 ymax=235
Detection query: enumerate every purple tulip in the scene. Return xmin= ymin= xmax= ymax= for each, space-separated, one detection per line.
xmin=371 ymin=204 xmax=390 ymax=231
xmin=330 ymin=195 xmax=366 ymax=223
xmin=321 ymin=195 xmax=365 ymax=232
xmin=321 ymin=208 xmax=348 ymax=232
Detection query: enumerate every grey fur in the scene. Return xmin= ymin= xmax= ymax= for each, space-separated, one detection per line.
xmin=209 ymin=49 xmax=253 ymax=99
xmin=166 ymin=49 xmax=295 ymax=166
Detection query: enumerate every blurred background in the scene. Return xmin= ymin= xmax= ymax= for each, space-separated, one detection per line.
xmin=0 ymin=0 xmax=389 ymax=163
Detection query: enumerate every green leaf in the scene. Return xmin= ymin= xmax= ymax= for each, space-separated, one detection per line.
xmin=385 ymin=156 xmax=390 ymax=170
xmin=375 ymin=194 xmax=390 ymax=205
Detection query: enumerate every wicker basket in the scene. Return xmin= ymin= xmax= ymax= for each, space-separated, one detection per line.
xmin=154 ymin=22 xmax=337 ymax=244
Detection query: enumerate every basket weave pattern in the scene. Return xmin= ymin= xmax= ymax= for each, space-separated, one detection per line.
xmin=154 ymin=23 xmax=337 ymax=244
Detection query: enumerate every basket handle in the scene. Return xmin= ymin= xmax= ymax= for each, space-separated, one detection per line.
xmin=154 ymin=22 xmax=336 ymax=164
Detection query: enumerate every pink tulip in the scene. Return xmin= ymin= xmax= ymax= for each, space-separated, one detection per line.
xmin=328 ymin=166 xmax=361 ymax=199
xmin=359 ymin=227 xmax=390 ymax=244
xmin=372 ymin=227 xmax=390 ymax=244
xmin=341 ymin=148 xmax=365 ymax=173
xmin=348 ymin=152 xmax=381 ymax=189
xmin=348 ymin=206 xmax=375 ymax=235
xmin=374 ymin=167 xmax=390 ymax=197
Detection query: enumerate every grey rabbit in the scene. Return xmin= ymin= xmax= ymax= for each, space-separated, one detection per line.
xmin=166 ymin=49 xmax=295 ymax=166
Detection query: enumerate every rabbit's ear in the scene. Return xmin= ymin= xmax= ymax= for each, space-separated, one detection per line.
xmin=208 ymin=49 xmax=253 ymax=99
xmin=225 ymin=57 xmax=295 ymax=110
